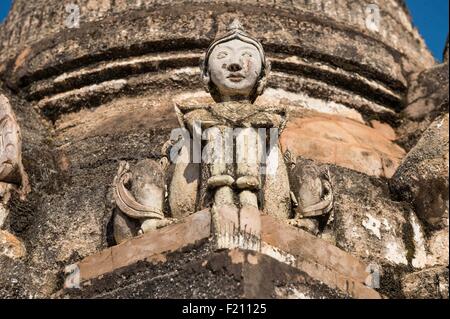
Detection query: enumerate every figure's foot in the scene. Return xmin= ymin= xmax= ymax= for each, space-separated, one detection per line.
xmin=138 ymin=218 xmax=174 ymax=234
xmin=288 ymin=218 xmax=319 ymax=236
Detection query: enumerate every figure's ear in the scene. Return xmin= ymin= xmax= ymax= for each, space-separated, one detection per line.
xmin=256 ymin=60 xmax=271 ymax=97
xmin=202 ymin=72 xmax=210 ymax=93
xmin=199 ymin=55 xmax=210 ymax=93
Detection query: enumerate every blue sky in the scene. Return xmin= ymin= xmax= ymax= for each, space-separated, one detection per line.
xmin=0 ymin=0 xmax=448 ymax=61
xmin=406 ymin=0 xmax=449 ymax=61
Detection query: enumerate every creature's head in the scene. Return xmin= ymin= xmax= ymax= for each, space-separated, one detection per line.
xmin=201 ymin=19 xmax=270 ymax=103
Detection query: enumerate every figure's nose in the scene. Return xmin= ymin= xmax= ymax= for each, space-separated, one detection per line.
xmin=227 ymin=63 xmax=242 ymax=72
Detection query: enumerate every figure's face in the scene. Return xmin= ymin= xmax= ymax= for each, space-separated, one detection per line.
xmin=208 ymin=39 xmax=262 ymax=100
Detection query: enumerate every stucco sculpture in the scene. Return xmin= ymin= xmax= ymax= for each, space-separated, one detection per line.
xmin=174 ymin=20 xmax=288 ymax=215
xmin=0 ymin=94 xmax=29 ymax=229
xmin=111 ymin=20 xmax=334 ymax=244
xmin=286 ymin=155 xmax=334 ymax=235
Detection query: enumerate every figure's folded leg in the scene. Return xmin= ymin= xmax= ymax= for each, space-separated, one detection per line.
xmin=169 ymin=145 xmax=200 ymax=219
xmin=235 ymin=127 xmax=261 ymax=209
xmin=204 ymin=126 xmax=235 ymax=208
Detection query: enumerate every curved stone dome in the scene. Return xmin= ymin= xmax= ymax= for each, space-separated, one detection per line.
xmin=0 ymin=0 xmax=435 ymax=122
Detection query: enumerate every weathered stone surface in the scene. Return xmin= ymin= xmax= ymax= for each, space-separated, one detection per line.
xmin=262 ymin=146 xmax=291 ymax=220
xmin=214 ymin=205 xmax=261 ymax=251
xmin=370 ymin=120 xmax=397 ymax=141
xmin=426 ymin=229 xmax=449 ymax=267
xmin=62 ymin=208 xmax=382 ymax=298
xmin=0 ymin=0 xmax=432 ymax=128
xmin=405 ymin=211 xmax=449 ymax=270
xmin=54 ymin=94 xmax=178 ymax=142
xmin=397 ymin=61 xmax=449 ymax=151
xmin=404 ymin=63 xmax=449 ymax=121
xmin=0 ymin=1 xmax=429 ymax=92
xmin=68 ymin=209 xmax=211 ymax=284
xmin=401 ymin=267 xmax=449 ymax=299
xmin=391 ymin=114 xmax=449 ymax=230
xmin=168 ymin=152 xmax=200 ymax=219
xmin=0 ymin=201 xmax=7 ymax=228
xmin=286 ymin=158 xmax=333 ymax=236
xmin=61 ymin=244 xmax=349 ymax=299
xmin=260 ymin=215 xmax=381 ymax=299
xmin=112 ymin=209 xmax=139 ymax=245
xmin=0 ymin=90 xmax=59 ymax=298
xmin=112 ymin=158 xmax=169 ymax=243
xmin=280 ymin=112 xmax=405 ymax=178
xmin=224 ymin=249 xmax=348 ymax=299
xmin=1 ymin=0 xmax=434 ymax=73
xmin=0 ymin=230 xmax=26 ymax=260
xmin=320 ymin=160 xmax=413 ymax=268
xmin=0 ymin=256 xmax=35 ymax=298
xmin=261 ymin=214 xmax=367 ymax=282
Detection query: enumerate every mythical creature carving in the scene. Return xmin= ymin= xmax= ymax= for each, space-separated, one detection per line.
xmin=286 ymin=154 xmax=334 ymax=235
xmin=112 ymin=158 xmax=174 ymax=244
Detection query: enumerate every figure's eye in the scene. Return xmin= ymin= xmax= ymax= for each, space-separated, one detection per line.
xmin=217 ymin=52 xmax=228 ymax=59
xmin=242 ymin=52 xmax=253 ymax=58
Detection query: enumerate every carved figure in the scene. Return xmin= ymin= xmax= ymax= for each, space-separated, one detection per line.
xmin=287 ymin=155 xmax=334 ymax=235
xmin=0 ymin=94 xmax=29 ymax=229
xmin=112 ymin=159 xmax=173 ymax=244
xmin=173 ymin=20 xmax=290 ymax=218
xmin=111 ymin=20 xmax=334 ymax=243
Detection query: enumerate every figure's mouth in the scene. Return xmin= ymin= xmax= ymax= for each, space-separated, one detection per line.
xmin=227 ymin=73 xmax=245 ymax=82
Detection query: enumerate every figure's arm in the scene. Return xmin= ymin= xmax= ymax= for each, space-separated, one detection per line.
xmin=174 ymin=103 xmax=219 ymax=132
xmin=243 ymin=105 xmax=288 ymax=129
